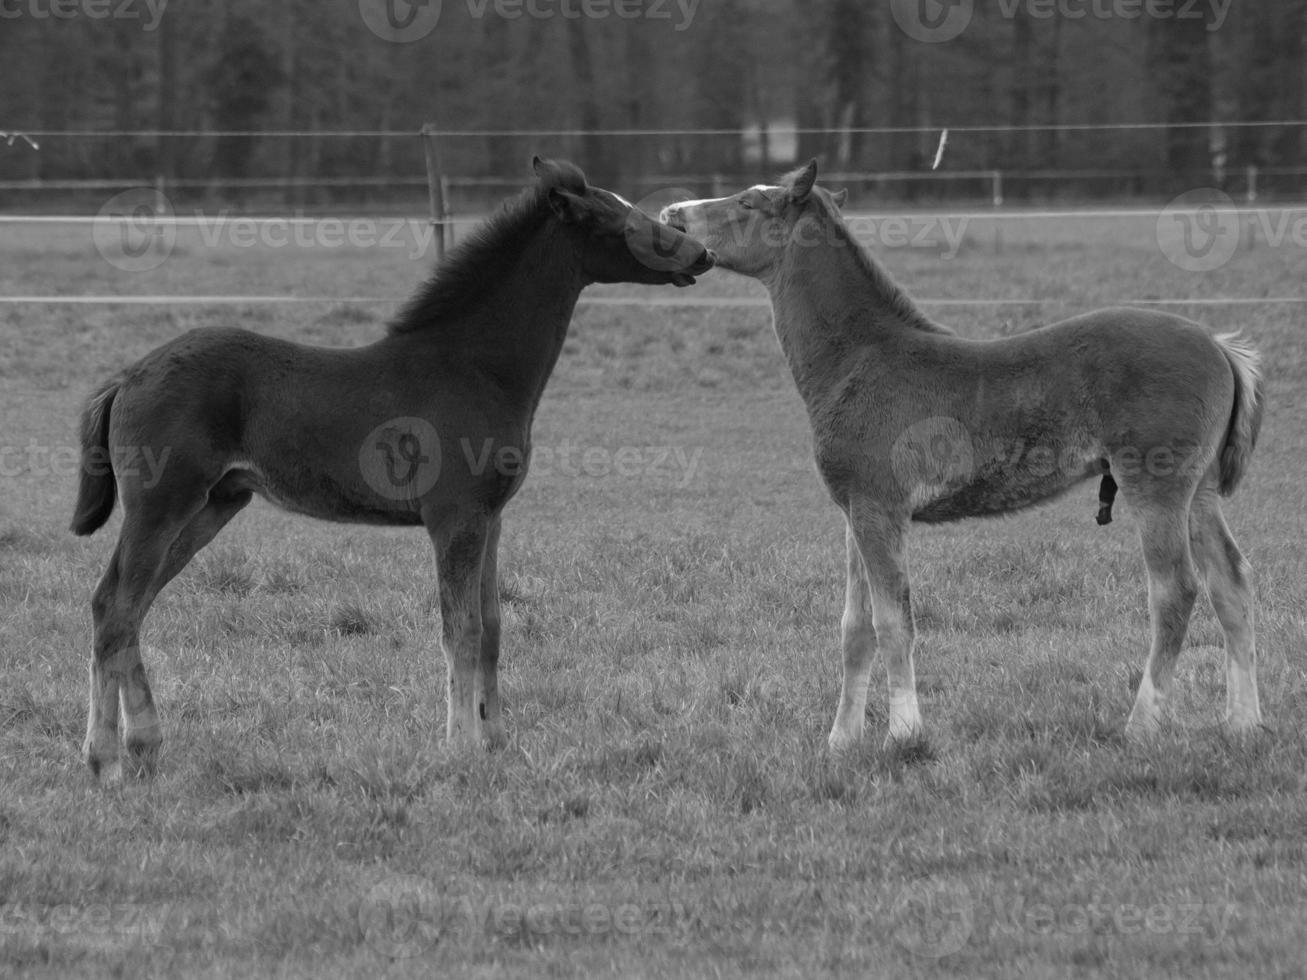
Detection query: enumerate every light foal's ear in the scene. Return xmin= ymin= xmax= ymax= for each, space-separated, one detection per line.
xmin=789 ymin=159 xmax=819 ymax=203
xmin=831 ymin=188 xmax=849 ymax=210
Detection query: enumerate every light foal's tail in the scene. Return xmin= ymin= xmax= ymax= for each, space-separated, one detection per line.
xmin=70 ymin=376 xmax=121 ymax=536
xmin=1214 ymin=332 xmax=1265 ymax=497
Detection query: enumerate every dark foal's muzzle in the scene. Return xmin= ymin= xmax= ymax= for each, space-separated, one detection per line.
xmin=671 ymin=247 xmax=715 ymax=287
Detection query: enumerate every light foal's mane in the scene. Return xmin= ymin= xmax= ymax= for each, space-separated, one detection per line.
xmin=779 ymin=165 xmax=951 ymax=337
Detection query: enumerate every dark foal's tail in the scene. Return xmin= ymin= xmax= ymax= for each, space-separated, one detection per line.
xmin=70 ymin=377 xmax=121 ymax=536
xmin=1215 ymin=332 xmax=1265 ymax=497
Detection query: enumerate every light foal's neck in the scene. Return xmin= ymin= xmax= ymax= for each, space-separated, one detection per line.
xmin=762 ymin=208 xmax=933 ymax=403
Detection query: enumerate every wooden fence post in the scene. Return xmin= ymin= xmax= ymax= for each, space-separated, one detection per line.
xmin=421 ymin=124 xmax=448 ymax=262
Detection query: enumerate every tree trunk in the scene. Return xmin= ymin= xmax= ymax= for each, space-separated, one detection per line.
xmin=1148 ymin=15 xmax=1215 ymax=191
xmin=622 ymin=26 xmax=654 ymax=182
xmin=156 ymin=5 xmax=179 ymax=185
xmin=887 ymin=22 xmax=919 ymax=177
xmin=1040 ymin=15 xmax=1062 ymax=170
xmin=566 ymin=21 xmax=608 ymax=183
xmin=825 ymin=0 xmax=870 ymax=168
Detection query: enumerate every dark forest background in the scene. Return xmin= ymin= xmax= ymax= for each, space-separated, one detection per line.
xmin=1 ymin=0 xmax=1304 ymax=204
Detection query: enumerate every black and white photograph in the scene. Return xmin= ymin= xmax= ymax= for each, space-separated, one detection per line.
xmin=1 ymin=1 xmax=1304 ymax=976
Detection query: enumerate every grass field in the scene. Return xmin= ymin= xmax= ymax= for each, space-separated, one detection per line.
xmin=2 ymin=204 xmax=1306 ymax=979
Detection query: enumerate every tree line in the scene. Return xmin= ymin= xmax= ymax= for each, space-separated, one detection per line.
xmin=0 ymin=0 xmax=1303 ymax=202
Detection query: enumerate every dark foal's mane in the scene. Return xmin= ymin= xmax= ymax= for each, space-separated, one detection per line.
xmin=778 ymin=165 xmax=951 ymax=336
xmin=389 ymin=162 xmax=588 ymax=333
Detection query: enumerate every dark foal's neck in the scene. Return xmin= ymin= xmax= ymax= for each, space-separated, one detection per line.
xmin=764 ymin=202 xmax=943 ymax=403
xmin=391 ymin=219 xmax=586 ymax=415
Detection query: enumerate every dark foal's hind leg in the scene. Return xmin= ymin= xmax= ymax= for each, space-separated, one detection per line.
xmin=477 ymin=516 xmax=507 ymax=750
xmin=427 ymin=509 xmax=490 ymax=750
xmin=85 ymin=477 xmax=251 ymax=780
xmin=86 ymin=518 xmax=188 ymax=781
xmin=1188 ymin=479 xmax=1262 ymax=732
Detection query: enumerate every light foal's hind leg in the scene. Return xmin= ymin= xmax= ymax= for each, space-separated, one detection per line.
xmin=1188 ymin=481 xmax=1262 ymax=731
xmin=477 ymin=515 xmax=507 ymax=750
xmin=1124 ymin=495 xmax=1201 ymax=739
xmin=840 ymin=504 xmax=922 ymax=748
xmin=428 ymin=510 xmax=490 ymax=749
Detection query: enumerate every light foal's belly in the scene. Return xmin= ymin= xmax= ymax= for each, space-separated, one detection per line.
xmin=906 ymin=429 xmax=1105 ymax=524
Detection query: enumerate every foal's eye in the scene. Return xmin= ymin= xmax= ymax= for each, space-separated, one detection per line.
xmin=738 ymin=198 xmax=755 ymax=210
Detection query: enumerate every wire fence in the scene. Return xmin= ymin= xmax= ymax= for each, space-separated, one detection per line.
xmin=2 ymin=123 xmax=1305 ymax=307
xmin=3 ymin=119 xmax=1306 ymax=211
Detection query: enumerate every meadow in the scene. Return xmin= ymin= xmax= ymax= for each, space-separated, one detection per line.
xmin=1 ymin=201 xmax=1306 ymax=978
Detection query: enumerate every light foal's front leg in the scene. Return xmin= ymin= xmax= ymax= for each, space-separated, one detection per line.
xmin=829 ymin=522 xmax=876 ymax=751
xmin=844 ymin=503 xmax=922 ymax=748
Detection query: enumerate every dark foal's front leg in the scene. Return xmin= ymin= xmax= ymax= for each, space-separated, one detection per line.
xmin=478 ymin=516 xmax=507 ymax=749
xmin=428 ymin=510 xmax=491 ymax=749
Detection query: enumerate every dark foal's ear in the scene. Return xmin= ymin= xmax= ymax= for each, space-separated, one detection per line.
xmin=547 ymin=187 xmax=590 ymax=225
xmin=532 ymin=156 xmax=554 ymax=179
xmin=789 ymin=159 xmax=819 ymax=203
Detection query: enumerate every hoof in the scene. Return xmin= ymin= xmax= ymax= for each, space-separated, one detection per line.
xmin=884 ymin=720 xmax=925 ymax=747
xmin=1123 ymin=720 xmax=1161 ymax=743
xmin=124 ymin=738 xmax=162 ymax=779
xmin=883 ymin=732 xmax=936 ymax=765
xmin=828 ymin=729 xmax=861 ymax=755
xmin=1223 ymin=718 xmax=1271 ymax=739
xmin=87 ymin=756 xmax=125 ymax=785
xmin=84 ymin=744 xmax=119 ymax=783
